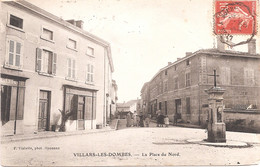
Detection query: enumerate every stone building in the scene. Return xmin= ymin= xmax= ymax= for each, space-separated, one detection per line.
xmin=0 ymin=0 xmax=114 ymax=135
xmin=141 ymin=39 xmax=260 ymax=130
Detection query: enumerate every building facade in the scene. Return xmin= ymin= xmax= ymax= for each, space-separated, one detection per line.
xmin=0 ymin=0 xmax=114 ymax=135
xmin=141 ymin=39 xmax=260 ymax=129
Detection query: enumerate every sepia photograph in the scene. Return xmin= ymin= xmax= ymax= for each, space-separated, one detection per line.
xmin=0 ymin=0 xmax=260 ymax=166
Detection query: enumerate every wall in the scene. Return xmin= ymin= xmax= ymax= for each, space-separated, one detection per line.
xmin=224 ymin=109 xmax=260 ymax=133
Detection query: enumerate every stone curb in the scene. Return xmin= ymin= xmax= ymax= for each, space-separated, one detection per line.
xmin=186 ymin=139 xmax=251 ymax=148
xmin=1 ymin=128 xmax=115 ymax=144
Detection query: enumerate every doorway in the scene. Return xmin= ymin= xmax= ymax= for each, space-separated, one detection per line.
xmin=38 ymin=90 xmax=50 ymax=131
xmin=175 ymin=99 xmax=182 ymax=119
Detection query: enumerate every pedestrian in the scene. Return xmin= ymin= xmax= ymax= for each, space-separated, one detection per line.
xmin=158 ymin=113 xmax=165 ymax=127
xmin=164 ymin=115 xmax=169 ymax=128
xmin=136 ymin=114 xmax=140 ymax=127
xmin=144 ymin=114 xmax=151 ymax=127
xmin=156 ymin=110 xmax=161 ymax=127
xmin=126 ymin=112 xmax=132 ymax=127
xmin=133 ymin=111 xmax=138 ymax=126
xmin=139 ymin=112 xmax=144 ymax=127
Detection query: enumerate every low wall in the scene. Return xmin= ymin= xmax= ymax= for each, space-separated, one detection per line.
xmin=224 ymin=109 xmax=260 ymax=133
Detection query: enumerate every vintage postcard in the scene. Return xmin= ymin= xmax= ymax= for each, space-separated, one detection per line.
xmin=0 ymin=0 xmax=260 ymax=166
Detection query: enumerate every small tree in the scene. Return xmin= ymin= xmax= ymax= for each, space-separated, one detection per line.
xmin=59 ymin=109 xmax=73 ymax=132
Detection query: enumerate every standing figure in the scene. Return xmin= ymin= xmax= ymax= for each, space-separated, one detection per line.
xmin=126 ymin=112 xmax=132 ymax=127
xmin=139 ymin=112 xmax=144 ymax=127
xmin=136 ymin=115 xmax=140 ymax=127
xmin=156 ymin=110 xmax=161 ymax=127
xmin=164 ymin=115 xmax=169 ymax=128
xmin=133 ymin=111 xmax=138 ymax=126
xmin=144 ymin=114 xmax=151 ymax=127
xmin=158 ymin=113 xmax=165 ymax=127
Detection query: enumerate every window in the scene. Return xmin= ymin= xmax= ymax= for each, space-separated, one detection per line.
xmin=244 ymin=68 xmax=255 ymax=86
xmin=163 ymin=80 xmax=168 ymax=92
xmin=41 ymin=28 xmax=53 ymax=41
xmin=86 ymin=64 xmax=94 ymax=83
xmin=159 ymin=102 xmax=162 ymax=110
xmin=186 ymin=59 xmax=191 ymax=66
xmin=86 ymin=47 xmax=94 ymax=57
xmin=221 ymin=67 xmax=231 ymax=85
xmin=165 ymin=70 xmax=167 ymax=75
xmin=36 ymin=48 xmax=57 ymax=75
xmin=67 ymin=58 xmax=76 ymax=79
xmin=185 ymin=72 xmax=191 ymax=87
xmin=5 ymin=38 xmax=23 ymax=69
xmin=174 ymin=77 xmax=178 ymax=89
xmin=1 ymin=79 xmax=25 ymax=127
xmin=9 ymin=14 xmax=23 ymax=29
xmin=67 ymin=38 xmax=77 ymax=50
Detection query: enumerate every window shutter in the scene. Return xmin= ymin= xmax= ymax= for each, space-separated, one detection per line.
xmin=36 ymin=48 xmax=42 ymax=71
xmin=52 ymin=53 xmax=57 ymax=74
xmin=72 ymin=59 xmax=75 ymax=79
xmin=9 ymin=40 xmax=15 ymax=65
xmin=67 ymin=58 xmax=71 ymax=77
xmin=85 ymin=66 xmax=88 ymax=82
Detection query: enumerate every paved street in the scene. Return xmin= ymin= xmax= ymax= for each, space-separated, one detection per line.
xmin=1 ymin=123 xmax=260 ymax=166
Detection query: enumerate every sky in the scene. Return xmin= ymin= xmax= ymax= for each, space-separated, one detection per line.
xmin=27 ymin=0 xmax=259 ymax=103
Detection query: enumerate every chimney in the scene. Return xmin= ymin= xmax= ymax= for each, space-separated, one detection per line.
xmin=168 ymin=62 xmax=172 ymax=65
xmin=66 ymin=19 xmax=84 ymax=29
xmin=75 ymin=20 xmax=84 ymax=29
xmin=248 ymin=39 xmax=256 ymax=54
xmin=186 ymin=52 xmax=192 ymax=57
xmin=217 ymin=36 xmax=225 ymax=52
xmin=177 ymin=58 xmax=181 ymax=61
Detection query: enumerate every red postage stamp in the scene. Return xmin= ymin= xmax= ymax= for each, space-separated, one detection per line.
xmin=214 ymin=0 xmax=257 ymax=35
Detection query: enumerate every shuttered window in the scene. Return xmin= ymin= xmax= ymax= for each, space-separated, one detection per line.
xmin=6 ymin=39 xmax=23 ymax=68
xmin=185 ymin=72 xmax=191 ymax=87
xmin=67 ymin=58 xmax=76 ymax=79
xmin=86 ymin=64 xmax=94 ymax=83
xmin=36 ymin=48 xmax=57 ymax=75
xmin=244 ymin=68 xmax=255 ymax=86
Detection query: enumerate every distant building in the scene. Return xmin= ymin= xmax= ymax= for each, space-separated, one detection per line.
xmin=116 ymin=99 xmax=141 ymax=119
xmin=141 ymin=38 xmax=260 ymax=131
xmin=1 ymin=0 xmax=114 ymax=135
